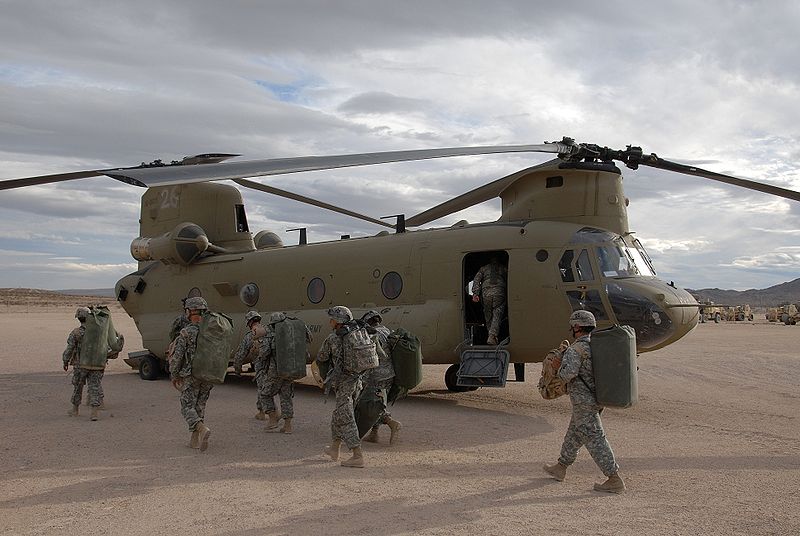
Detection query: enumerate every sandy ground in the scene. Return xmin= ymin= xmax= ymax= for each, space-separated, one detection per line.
xmin=0 ymin=300 xmax=798 ymax=536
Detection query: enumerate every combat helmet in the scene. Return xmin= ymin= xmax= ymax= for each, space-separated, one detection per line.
xmin=361 ymin=310 xmax=382 ymax=324
xmin=75 ymin=306 xmax=90 ymax=320
xmin=185 ymin=297 xmax=208 ymax=311
xmin=327 ymin=305 xmax=353 ymax=323
xmin=569 ymin=310 xmax=596 ymax=328
xmin=244 ymin=310 xmax=262 ymax=323
xmin=268 ymin=311 xmax=286 ymax=324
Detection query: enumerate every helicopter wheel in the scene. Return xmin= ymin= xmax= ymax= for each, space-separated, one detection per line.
xmin=444 ymin=364 xmax=477 ymax=392
xmin=139 ymin=355 xmax=161 ymax=381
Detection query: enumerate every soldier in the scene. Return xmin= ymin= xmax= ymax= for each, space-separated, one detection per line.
xmin=62 ymin=306 xmax=90 ymax=417
xmin=261 ymin=311 xmax=312 ymax=434
xmin=360 ymin=310 xmax=402 ymax=445
xmin=168 ymin=298 xmax=191 ymax=343
xmin=471 ymin=255 xmax=508 ymax=345
xmin=317 ymin=305 xmax=366 ymax=468
xmin=543 ymin=310 xmax=626 ymax=493
xmin=169 ymin=296 xmax=213 ymax=451
xmin=234 ymin=310 xmax=270 ymax=421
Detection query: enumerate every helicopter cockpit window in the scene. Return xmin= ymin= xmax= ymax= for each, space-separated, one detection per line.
xmin=558 ymin=250 xmax=575 ymax=282
xmin=566 ymin=290 xmax=609 ymax=320
xmin=307 ymin=277 xmax=325 ymax=304
xmin=381 ymin=271 xmax=403 ymax=300
xmin=631 ymin=238 xmax=657 ymax=275
xmin=569 ymin=227 xmax=616 ymax=244
xmin=235 ymin=204 xmax=249 ymax=233
xmin=576 ymin=249 xmax=595 ymax=281
xmin=596 ymin=244 xmax=636 ymax=277
xmin=239 ymin=282 xmax=259 ymax=307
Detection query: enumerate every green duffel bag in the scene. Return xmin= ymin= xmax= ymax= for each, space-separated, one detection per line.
xmin=191 ymin=311 xmax=234 ymax=384
xmin=355 ymin=386 xmax=386 ymax=438
xmin=387 ymin=328 xmax=423 ymax=390
xmin=590 ymin=324 xmax=638 ymax=408
xmin=273 ymin=317 xmax=308 ymax=380
xmin=79 ymin=306 xmax=123 ymax=370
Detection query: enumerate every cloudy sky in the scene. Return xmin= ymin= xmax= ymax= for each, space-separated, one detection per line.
xmin=1 ymin=0 xmax=799 ymax=291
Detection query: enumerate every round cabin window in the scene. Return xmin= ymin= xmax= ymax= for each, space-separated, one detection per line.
xmin=307 ymin=277 xmax=326 ymax=304
xmin=239 ymin=283 xmax=259 ymax=307
xmin=381 ymin=271 xmax=403 ymax=300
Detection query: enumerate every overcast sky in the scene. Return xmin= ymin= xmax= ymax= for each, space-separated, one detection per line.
xmin=1 ymin=0 xmax=799 ymax=292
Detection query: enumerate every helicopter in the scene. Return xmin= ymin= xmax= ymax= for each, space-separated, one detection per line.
xmin=3 ymin=137 xmax=799 ymax=391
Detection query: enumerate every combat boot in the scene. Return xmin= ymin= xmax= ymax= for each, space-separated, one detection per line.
xmin=594 ymin=473 xmax=625 ymax=493
xmin=341 ymin=446 xmax=365 ymax=468
xmin=254 ymin=409 xmax=266 ymax=421
xmin=196 ymin=422 xmax=211 ymax=452
xmin=265 ymin=411 xmax=280 ymax=430
xmin=280 ymin=418 xmax=293 ymax=434
xmin=68 ymin=404 xmax=80 ymax=417
xmin=324 ymin=440 xmax=341 ymax=461
xmin=543 ymin=462 xmax=567 ymax=481
xmin=189 ymin=429 xmax=200 ymax=449
xmin=386 ymin=418 xmax=402 ymax=445
xmin=363 ymin=427 xmax=379 ymax=443
xmin=90 ymin=407 xmax=99 ymax=421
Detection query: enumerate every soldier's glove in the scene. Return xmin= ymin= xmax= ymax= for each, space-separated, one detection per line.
xmin=171 ymin=377 xmax=183 ymax=391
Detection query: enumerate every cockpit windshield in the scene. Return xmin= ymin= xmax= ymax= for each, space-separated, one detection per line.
xmin=596 ymin=238 xmax=655 ymax=278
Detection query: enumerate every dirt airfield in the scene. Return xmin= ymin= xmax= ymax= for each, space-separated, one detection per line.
xmin=0 ymin=297 xmax=798 ymax=536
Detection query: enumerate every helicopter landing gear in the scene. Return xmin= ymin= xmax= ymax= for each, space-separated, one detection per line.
xmin=444 ymin=364 xmax=478 ymax=392
xmin=139 ymin=354 xmax=161 ymax=381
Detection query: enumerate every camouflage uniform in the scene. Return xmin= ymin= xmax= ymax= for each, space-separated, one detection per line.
xmin=169 ymin=314 xmax=191 ymax=343
xmin=170 ymin=323 xmax=213 ymax=432
xmin=318 ymin=326 xmax=363 ymax=449
xmin=364 ymin=324 xmax=394 ymax=425
xmin=259 ymin=324 xmax=304 ymax=419
xmin=472 ymin=259 xmax=508 ymax=342
xmin=63 ymin=324 xmax=105 ymax=407
xmin=557 ymin=334 xmax=619 ymax=477
xmin=234 ymin=328 xmax=269 ymax=411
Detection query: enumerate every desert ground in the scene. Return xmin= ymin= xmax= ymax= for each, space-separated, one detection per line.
xmin=0 ymin=293 xmax=797 ymax=536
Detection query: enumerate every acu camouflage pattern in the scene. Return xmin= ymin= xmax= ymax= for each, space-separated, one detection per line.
xmin=170 ymin=323 xmax=214 ymax=431
xmin=62 ymin=325 xmax=103 ymax=407
xmin=256 ymin=323 xmax=309 ymax=419
xmin=364 ymin=324 xmax=394 ymax=425
xmin=556 ymin=334 xmax=619 ymax=476
xmin=472 ymin=260 xmax=508 ymax=339
xmin=318 ymin=331 xmax=362 ymax=449
xmin=234 ymin=325 xmax=270 ymax=411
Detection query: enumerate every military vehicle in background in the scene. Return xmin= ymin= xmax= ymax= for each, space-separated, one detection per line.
xmin=698 ymin=301 xmax=724 ymax=323
xmin=766 ymin=304 xmax=798 ymax=324
xmin=727 ymin=305 xmax=754 ymax=322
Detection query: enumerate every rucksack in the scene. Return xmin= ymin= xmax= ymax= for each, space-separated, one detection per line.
xmin=387 ymin=328 xmax=423 ymax=390
xmin=79 ymin=306 xmax=124 ymax=370
xmin=191 ymin=311 xmax=234 ymax=384
xmin=537 ymin=340 xmax=570 ymax=400
xmin=341 ymin=325 xmax=379 ymax=374
xmin=273 ymin=317 xmax=308 ymax=380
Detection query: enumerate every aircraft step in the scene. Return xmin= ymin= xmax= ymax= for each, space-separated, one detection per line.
xmin=457 ymin=348 xmax=510 ymax=388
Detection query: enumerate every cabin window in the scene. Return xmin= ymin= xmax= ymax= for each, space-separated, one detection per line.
xmin=239 ymin=282 xmax=259 ymax=307
xmin=559 ymin=250 xmax=575 ymax=282
xmin=307 ymin=277 xmax=325 ymax=304
xmin=235 ymin=204 xmax=249 ymax=233
xmin=546 ymin=176 xmax=563 ymax=188
xmin=577 ymin=249 xmax=595 ymax=281
xmin=566 ymin=290 xmax=609 ymax=320
xmin=381 ymin=271 xmax=403 ymax=300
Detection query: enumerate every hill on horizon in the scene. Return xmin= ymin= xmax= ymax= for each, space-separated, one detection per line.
xmin=689 ymin=277 xmax=800 ymax=308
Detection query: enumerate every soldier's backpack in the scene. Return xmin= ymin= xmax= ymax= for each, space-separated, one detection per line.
xmin=79 ymin=306 xmax=124 ymax=370
xmin=273 ymin=316 xmax=308 ymax=380
xmin=191 ymin=311 xmax=234 ymax=384
xmin=589 ymin=324 xmax=638 ymax=408
xmin=341 ymin=324 xmax=379 ymax=374
xmin=537 ymin=340 xmax=570 ymax=400
xmin=387 ymin=328 xmax=423 ymax=390
xmin=354 ymin=385 xmax=386 ymax=438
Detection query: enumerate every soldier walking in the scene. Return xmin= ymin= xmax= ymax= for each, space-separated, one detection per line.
xmin=62 ymin=307 xmax=90 ymax=417
xmin=543 ymin=310 xmax=626 ymax=493
xmin=317 ymin=306 xmax=366 ymax=468
xmin=471 ymin=255 xmax=508 ymax=345
xmin=360 ymin=310 xmax=402 ymax=445
xmin=169 ymin=297 xmax=214 ymax=451
xmin=234 ymin=310 xmax=271 ymax=421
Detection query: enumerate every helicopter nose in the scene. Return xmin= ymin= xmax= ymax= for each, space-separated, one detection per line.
xmin=605 ymin=279 xmax=699 ymax=352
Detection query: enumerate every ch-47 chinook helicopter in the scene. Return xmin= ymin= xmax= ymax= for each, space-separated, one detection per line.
xmin=3 ymin=137 xmax=799 ymax=391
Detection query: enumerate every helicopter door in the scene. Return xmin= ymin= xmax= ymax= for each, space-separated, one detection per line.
xmin=463 ymin=251 xmax=509 ymax=345
xmin=557 ymin=247 xmax=612 ymax=323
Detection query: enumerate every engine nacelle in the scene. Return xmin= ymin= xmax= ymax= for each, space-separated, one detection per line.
xmin=253 ymin=230 xmax=284 ymax=249
xmin=130 ymin=222 xmax=210 ymax=265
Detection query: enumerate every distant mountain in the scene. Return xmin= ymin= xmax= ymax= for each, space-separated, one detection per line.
xmin=688 ymin=278 xmax=800 ymax=308
xmin=58 ymin=288 xmax=115 ymax=297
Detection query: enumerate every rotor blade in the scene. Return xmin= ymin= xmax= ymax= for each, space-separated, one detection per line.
xmin=638 ymin=154 xmax=800 ymax=202
xmin=406 ymin=159 xmax=559 ymax=227
xmin=106 ymin=143 xmax=572 ymax=187
xmin=0 ymin=170 xmax=104 ymax=191
xmin=233 ymin=178 xmax=394 ymax=229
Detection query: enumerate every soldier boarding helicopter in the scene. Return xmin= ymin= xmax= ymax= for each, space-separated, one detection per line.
xmin=3 ymin=138 xmax=798 ymax=391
